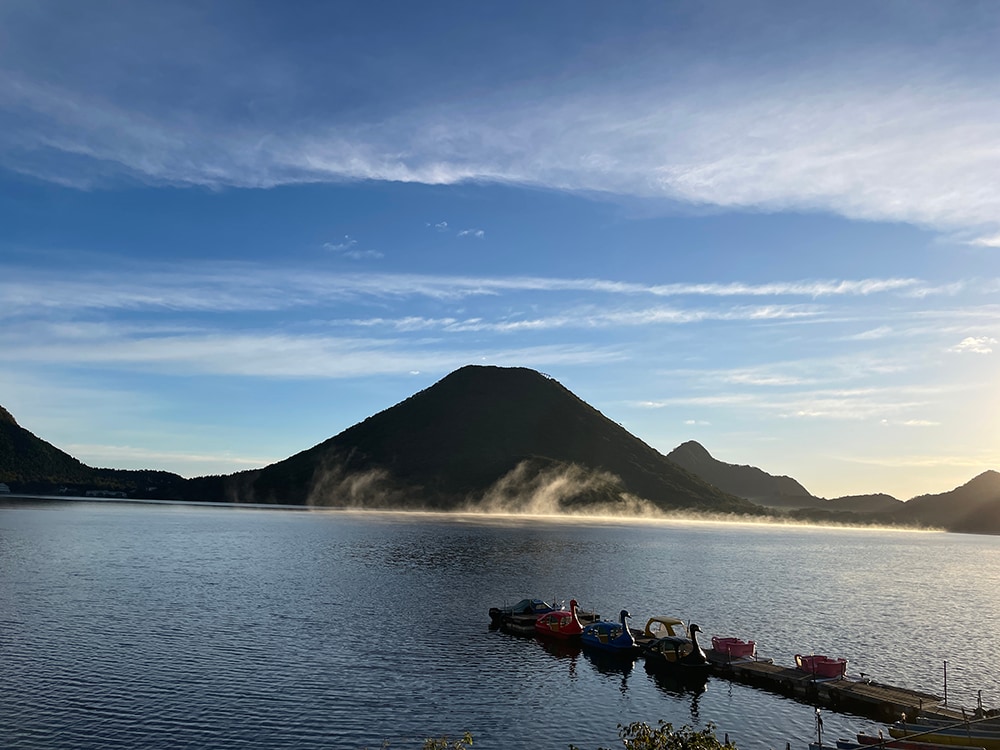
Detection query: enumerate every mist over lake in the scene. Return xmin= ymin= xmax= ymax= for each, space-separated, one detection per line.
xmin=2 ymin=500 xmax=998 ymax=750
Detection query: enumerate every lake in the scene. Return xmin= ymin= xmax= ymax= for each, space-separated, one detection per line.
xmin=2 ymin=499 xmax=998 ymax=750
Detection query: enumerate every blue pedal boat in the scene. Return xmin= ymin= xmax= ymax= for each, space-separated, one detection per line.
xmin=581 ymin=609 xmax=641 ymax=655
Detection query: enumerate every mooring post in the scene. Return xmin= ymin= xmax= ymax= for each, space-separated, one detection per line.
xmin=944 ymin=660 xmax=948 ymax=707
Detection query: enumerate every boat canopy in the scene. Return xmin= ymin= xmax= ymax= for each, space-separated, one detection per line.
xmin=643 ymin=616 xmax=685 ymax=638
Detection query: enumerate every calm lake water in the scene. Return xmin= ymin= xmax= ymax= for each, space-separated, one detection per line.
xmin=2 ymin=499 xmax=999 ymax=750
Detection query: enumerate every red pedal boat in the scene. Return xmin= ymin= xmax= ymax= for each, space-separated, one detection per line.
xmin=535 ymin=599 xmax=584 ymax=640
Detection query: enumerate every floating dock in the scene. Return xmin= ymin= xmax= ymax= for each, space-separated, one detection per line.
xmin=706 ymin=650 xmax=944 ymax=721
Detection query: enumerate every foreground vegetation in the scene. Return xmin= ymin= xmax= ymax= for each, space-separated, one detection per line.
xmin=571 ymin=722 xmax=736 ymax=750
xmin=415 ymin=722 xmax=735 ymax=750
xmin=422 ymin=733 xmax=474 ymax=749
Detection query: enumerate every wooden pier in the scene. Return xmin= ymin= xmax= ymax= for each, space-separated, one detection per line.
xmin=706 ymin=650 xmax=944 ymax=721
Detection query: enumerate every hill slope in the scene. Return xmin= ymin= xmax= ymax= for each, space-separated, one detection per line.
xmin=0 ymin=405 xmax=188 ymax=496
xmin=893 ymin=471 xmax=1000 ymax=532
xmin=0 ymin=406 xmax=95 ymax=487
xmin=825 ymin=493 xmax=903 ymax=514
xmin=239 ymin=366 xmax=757 ymax=514
xmin=666 ymin=440 xmax=816 ymax=507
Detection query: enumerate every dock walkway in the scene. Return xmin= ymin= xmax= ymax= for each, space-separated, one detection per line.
xmin=706 ymin=650 xmax=943 ymax=721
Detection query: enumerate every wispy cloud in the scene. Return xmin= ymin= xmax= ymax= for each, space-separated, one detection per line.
xmin=342 ymin=249 xmax=384 ymax=260
xmin=0 ymin=264 xmax=941 ymax=320
xmin=841 ymin=452 xmax=1000 ymax=470
xmin=721 ymin=372 xmax=811 ymax=387
xmin=638 ymin=386 xmax=940 ymax=422
xmin=65 ymin=443 xmax=273 ymax=469
xmin=949 ymin=336 xmax=997 ymax=354
xmin=343 ymin=304 xmax=821 ymax=334
xmin=843 ymin=326 xmax=893 ymax=341
xmin=636 ymin=394 xmax=759 ymax=409
xmin=457 ymin=228 xmax=485 ymax=238
xmin=968 ymin=234 xmax=1000 ymax=248
xmin=0 ymin=319 xmax=624 ymax=378
xmin=323 ymin=236 xmax=357 ymax=252
xmin=4 ymin=7 xmax=1000 ymax=240
xmin=323 ymin=236 xmax=383 ymax=260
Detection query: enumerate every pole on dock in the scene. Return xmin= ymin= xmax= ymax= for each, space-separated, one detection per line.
xmin=944 ymin=660 xmax=948 ymax=707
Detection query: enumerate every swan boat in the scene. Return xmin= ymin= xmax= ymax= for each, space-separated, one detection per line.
xmin=643 ymin=622 xmax=711 ymax=681
xmin=535 ymin=599 xmax=586 ymax=640
xmin=632 ymin=615 xmax=687 ymax=650
xmin=581 ymin=609 xmax=641 ymax=655
xmin=490 ymin=597 xmax=599 ymax=636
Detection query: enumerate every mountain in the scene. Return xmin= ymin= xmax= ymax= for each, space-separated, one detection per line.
xmin=0 ymin=405 xmax=94 ymax=487
xmin=893 ymin=471 xmax=1000 ymax=533
xmin=0 ymin=404 xmax=188 ymax=497
xmin=5 ymin=370 xmax=1000 ymax=533
xmin=825 ymin=493 xmax=903 ymax=514
xmin=666 ymin=440 xmax=817 ymax=508
xmin=231 ymin=366 xmax=757 ymax=515
xmin=665 ymin=441 xmax=907 ymax=516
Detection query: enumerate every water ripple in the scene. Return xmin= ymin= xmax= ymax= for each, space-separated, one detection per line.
xmin=2 ymin=503 xmax=998 ymax=749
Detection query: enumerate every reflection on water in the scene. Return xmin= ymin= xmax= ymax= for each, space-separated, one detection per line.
xmin=582 ymin=648 xmax=637 ymax=697
xmin=2 ymin=501 xmax=1000 ymax=750
xmin=533 ymin=636 xmax=583 ymax=681
xmin=645 ymin=665 xmax=709 ymax=725
xmin=582 ymin=648 xmax=637 ymax=677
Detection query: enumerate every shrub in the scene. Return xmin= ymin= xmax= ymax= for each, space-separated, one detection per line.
xmin=422 ymin=733 xmax=474 ymax=749
xmin=571 ymin=721 xmax=735 ymax=750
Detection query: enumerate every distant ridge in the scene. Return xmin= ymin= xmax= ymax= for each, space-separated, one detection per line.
xmin=667 ymin=440 xmax=815 ymax=508
xmin=824 ymin=493 xmax=902 ymax=514
xmin=666 ymin=441 xmax=907 ymax=515
xmin=894 ymin=470 xmax=1000 ymax=532
xmin=239 ymin=366 xmax=756 ymax=514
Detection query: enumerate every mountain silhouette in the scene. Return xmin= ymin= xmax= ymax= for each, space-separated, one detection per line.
xmin=894 ymin=470 xmax=1000 ymax=531
xmin=667 ymin=440 xmax=816 ymax=508
xmin=0 ymin=405 xmax=94 ymax=486
xmin=824 ymin=493 xmax=903 ymax=513
xmin=666 ymin=440 xmax=905 ymax=514
xmin=0 ymin=404 xmax=188 ymax=496
xmin=239 ymin=366 xmax=756 ymax=514
xmin=3 ymin=366 xmax=1000 ymax=532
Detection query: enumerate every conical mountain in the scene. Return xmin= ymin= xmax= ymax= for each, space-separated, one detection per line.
xmin=242 ymin=366 xmax=756 ymax=514
xmin=667 ymin=440 xmax=816 ymax=508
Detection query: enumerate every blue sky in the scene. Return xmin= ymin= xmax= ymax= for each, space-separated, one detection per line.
xmin=2 ymin=0 xmax=1000 ymax=501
